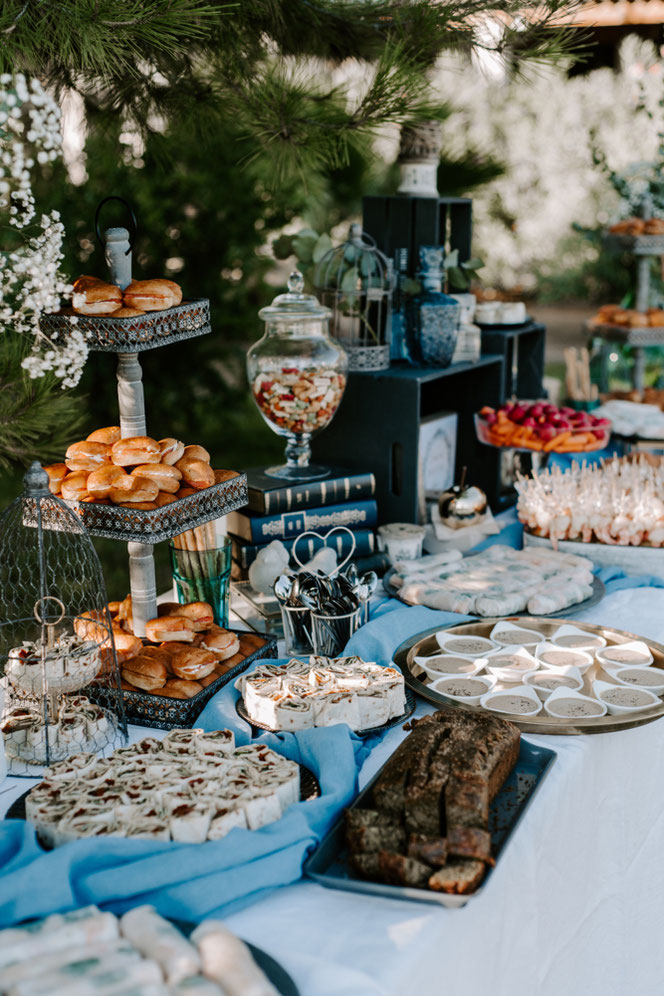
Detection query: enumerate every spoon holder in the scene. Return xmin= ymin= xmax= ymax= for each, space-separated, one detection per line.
xmin=310 ymin=607 xmax=362 ymax=657
xmin=280 ymin=604 xmax=313 ymax=656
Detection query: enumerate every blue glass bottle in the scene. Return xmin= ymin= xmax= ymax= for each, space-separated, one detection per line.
xmin=405 ymin=246 xmax=460 ymax=367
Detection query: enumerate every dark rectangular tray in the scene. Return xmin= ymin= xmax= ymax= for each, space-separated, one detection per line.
xmin=88 ymin=631 xmax=277 ymax=730
xmin=304 ymin=737 xmax=556 ymax=908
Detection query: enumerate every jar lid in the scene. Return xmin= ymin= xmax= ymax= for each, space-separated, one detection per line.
xmin=259 ymin=270 xmax=331 ymax=321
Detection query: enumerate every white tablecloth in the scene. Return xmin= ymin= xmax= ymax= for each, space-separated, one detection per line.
xmin=3 ymin=585 xmax=664 ymax=996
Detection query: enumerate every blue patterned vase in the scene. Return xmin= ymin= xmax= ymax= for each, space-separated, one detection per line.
xmin=405 ymin=246 xmax=460 ymax=367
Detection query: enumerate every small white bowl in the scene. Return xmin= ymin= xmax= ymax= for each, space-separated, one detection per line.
xmin=550 ymin=624 xmax=607 ymax=655
xmin=592 ymin=679 xmax=660 ymax=715
xmin=524 ymin=665 xmax=584 ymax=701
xmin=414 ymin=654 xmax=486 ymax=680
xmin=435 ymin=631 xmax=497 ymax=658
xmin=535 ymin=642 xmax=594 ymax=675
xmin=609 ymin=667 xmax=664 ymax=696
xmin=430 ymin=674 xmax=496 ymax=706
xmin=483 ymin=646 xmax=540 ymax=683
xmin=543 ymin=687 xmax=607 ymax=720
xmin=489 ymin=620 xmax=545 ymax=648
xmin=596 ymin=641 xmax=654 ymax=670
xmin=480 ymin=684 xmax=542 ymax=717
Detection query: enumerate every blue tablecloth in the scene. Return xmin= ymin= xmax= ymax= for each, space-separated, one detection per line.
xmin=0 ymin=682 xmax=371 ymax=927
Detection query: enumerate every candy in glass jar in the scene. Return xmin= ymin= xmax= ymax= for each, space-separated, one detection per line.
xmin=247 ymin=271 xmax=348 ymax=481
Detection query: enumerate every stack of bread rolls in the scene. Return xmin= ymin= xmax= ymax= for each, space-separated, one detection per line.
xmin=591 ymin=304 xmax=664 ymax=329
xmin=44 ymin=427 xmax=238 ymax=509
xmin=71 ymin=276 xmax=183 ymax=317
xmin=609 ymin=217 xmax=664 ymax=236
xmin=77 ymin=597 xmax=267 ymax=699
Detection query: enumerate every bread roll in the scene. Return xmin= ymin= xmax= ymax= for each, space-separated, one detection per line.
xmin=74 ymin=610 xmax=108 ymax=642
xmin=112 ymin=628 xmax=143 ymax=661
xmin=117 ymin=594 xmax=133 ymax=633
xmin=155 ymin=492 xmax=178 ymax=507
xmin=43 ymin=463 xmax=67 ymax=494
xmin=201 ymin=626 xmax=240 ymax=661
xmin=158 ymin=438 xmax=185 ymax=465
xmin=122 ymin=656 xmax=168 ymax=691
xmin=169 ymin=645 xmax=217 ymax=680
xmin=157 ymin=602 xmax=180 ymax=617
xmin=131 ymin=463 xmax=181 ymax=493
xmin=164 ymin=601 xmax=213 ymax=632
xmin=65 ymin=440 xmax=112 ymax=472
xmin=181 ymin=444 xmax=210 ymax=464
xmin=108 ymin=601 xmax=121 ymax=617
xmin=141 ymin=645 xmax=173 ymax=667
xmin=214 ymin=469 xmax=239 ymax=485
xmin=87 ymin=465 xmax=127 ymax=498
xmin=175 ymin=486 xmax=197 ymax=499
xmin=87 ymin=426 xmax=121 ymax=445
xmin=162 ymin=678 xmax=203 ymax=698
xmin=109 ymin=476 xmax=159 ymax=504
xmin=109 ymin=306 xmax=146 ymax=317
xmin=145 ymin=615 xmax=195 ymax=643
xmin=123 ymin=279 xmax=182 ymax=311
xmin=72 ymin=275 xmax=123 ymax=315
xmin=61 ymin=472 xmax=90 ymax=501
xmin=119 ymin=500 xmax=157 ymax=509
xmin=111 ymin=436 xmax=161 ymax=466
xmin=176 ymin=457 xmax=215 ymax=490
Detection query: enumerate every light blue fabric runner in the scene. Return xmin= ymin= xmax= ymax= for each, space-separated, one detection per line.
xmin=0 ymin=680 xmax=371 ymax=928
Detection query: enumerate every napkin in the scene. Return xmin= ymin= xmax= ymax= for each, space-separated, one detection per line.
xmin=0 ymin=677 xmax=371 ymax=928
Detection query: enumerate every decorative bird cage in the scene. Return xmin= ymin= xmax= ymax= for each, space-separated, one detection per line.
xmin=314 ymin=223 xmax=394 ymax=372
xmin=0 ymin=463 xmax=127 ymax=776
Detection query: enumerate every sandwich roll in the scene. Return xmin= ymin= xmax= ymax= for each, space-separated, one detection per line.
xmin=43 ymin=463 xmax=67 ymax=494
xmin=61 ymin=472 xmax=90 ymax=502
xmin=87 ymin=465 xmax=127 ymax=498
xmin=155 ymin=491 xmax=178 ymax=507
xmin=176 ymin=457 xmax=215 ymax=490
xmin=74 ymin=610 xmax=108 ymax=643
xmin=65 ymin=440 xmax=112 ymax=473
xmin=108 ymin=601 xmax=121 ymax=617
xmin=175 ymin=486 xmax=196 ymax=499
xmin=181 ymin=444 xmax=210 ymax=464
xmin=119 ymin=500 xmax=157 ymax=509
xmin=112 ymin=628 xmax=143 ymax=660
xmin=201 ymin=627 xmax=240 ymax=661
xmin=169 ymin=645 xmax=217 ymax=680
xmin=131 ymin=463 xmax=181 ymax=493
xmin=165 ymin=601 xmax=214 ymax=632
xmin=121 ymin=656 xmax=168 ymax=691
xmin=214 ymin=468 xmax=239 ymax=484
xmin=163 ymin=678 xmax=203 ymax=698
xmin=109 ymin=476 xmax=159 ymax=504
xmin=72 ymin=275 xmax=123 ymax=316
xmin=140 ymin=646 xmax=173 ymax=667
xmin=157 ymin=602 xmax=181 ymax=617
xmin=111 ymin=436 xmax=161 ymax=467
xmin=158 ymin=437 xmax=185 ymax=465
xmin=123 ymin=278 xmax=182 ymax=312
xmin=145 ymin=615 xmax=195 ymax=643
xmin=109 ymin=306 xmax=145 ymax=317
xmin=87 ymin=426 xmax=121 ymax=445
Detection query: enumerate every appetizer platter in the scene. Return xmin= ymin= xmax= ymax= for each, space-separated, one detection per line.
xmin=385 ymin=545 xmax=605 ymax=618
xmin=233 ymin=655 xmax=413 ymax=735
xmin=0 ymin=904 xmax=298 ymax=996
xmin=305 ymin=711 xmax=556 ymax=909
xmin=394 ymin=618 xmax=664 ymax=734
xmin=475 ymin=400 xmax=610 ymax=454
xmin=9 ymin=728 xmax=320 ymax=848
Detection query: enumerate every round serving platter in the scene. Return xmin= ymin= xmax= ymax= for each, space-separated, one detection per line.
xmin=524 ymin=528 xmax=664 ymax=574
xmin=235 ymin=686 xmax=416 ymax=738
xmin=384 ymin=568 xmax=606 ymax=619
xmin=393 ymin=617 xmax=664 ymax=735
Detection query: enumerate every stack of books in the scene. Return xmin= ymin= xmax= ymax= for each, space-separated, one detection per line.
xmin=228 ymin=467 xmax=378 ymax=576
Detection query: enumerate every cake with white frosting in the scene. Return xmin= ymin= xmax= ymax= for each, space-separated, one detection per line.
xmin=235 ymin=655 xmax=406 ymax=732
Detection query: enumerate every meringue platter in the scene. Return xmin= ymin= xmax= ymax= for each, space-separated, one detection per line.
xmin=22 ymin=728 xmax=306 ymax=848
xmin=395 ymin=619 xmax=664 ymax=735
xmin=235 ymin=656 xmax=407 ymax=733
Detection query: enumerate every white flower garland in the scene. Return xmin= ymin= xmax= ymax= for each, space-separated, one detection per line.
xmin=0 ymin=73 xmax=87 ymax=388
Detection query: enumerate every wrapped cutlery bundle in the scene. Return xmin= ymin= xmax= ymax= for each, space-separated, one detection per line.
xmin=23 ymin=728 xmax=301 ymax=847
xmin=0 ymin=904 xmax=283 ymax=996
xmin=387 ymin=545 xmax=599 ymax=617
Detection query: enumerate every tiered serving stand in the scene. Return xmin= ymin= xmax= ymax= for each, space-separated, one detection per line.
xmin=41 ymin=219 xmax=247 ymax=637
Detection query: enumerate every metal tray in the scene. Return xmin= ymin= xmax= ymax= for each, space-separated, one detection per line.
xmin=40 ymin=299 xmax=211 ymax=353
xmin=304 ymin=737 xmax=556 ymax=909
xmin=25 ymin=474 xmax=248 ymax=543
xmin=384 ymin=567 xmax=605 ymax=619
xmin=587 ymin=320 xmax=664 ymax=347
xmin=603 ymin=232 xmax=664 ymax=256
xmin=524 ymin=528 xmax=664 ymax=574
xmin=235 ymin=685 xmax=417 ymax=738
xmin=395 ymin=618 xmax=664 ymax=735
xmin=101 ymin=631 xmax=278 ymax=729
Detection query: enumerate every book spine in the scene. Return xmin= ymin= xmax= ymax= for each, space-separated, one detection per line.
xmin=230 ymin=499 xmax=378 ymax=543
xmin=232 ymin=529 xmax=376 ymax=569
xmin=247 ymin=472 xmax=376 ymax=514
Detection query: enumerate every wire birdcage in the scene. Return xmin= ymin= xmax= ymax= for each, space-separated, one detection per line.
xmin=314 ymin=223 xmax=394 ymax=372
xmin=0 ymin=462 xmax=127 ymax=776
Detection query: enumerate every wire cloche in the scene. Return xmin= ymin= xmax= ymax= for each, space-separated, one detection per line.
xmin=314 ymin=223 xmax=394 ymax=372
xmin=0 ymin=462 xmax=127 ymax=776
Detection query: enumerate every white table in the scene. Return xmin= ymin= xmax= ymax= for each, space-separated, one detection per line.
xmin=3 ymin=584 xmax=664 ymax=996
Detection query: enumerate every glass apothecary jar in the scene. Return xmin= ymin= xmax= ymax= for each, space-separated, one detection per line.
xmin=247 ymin=271 xmax=348 ymax=481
